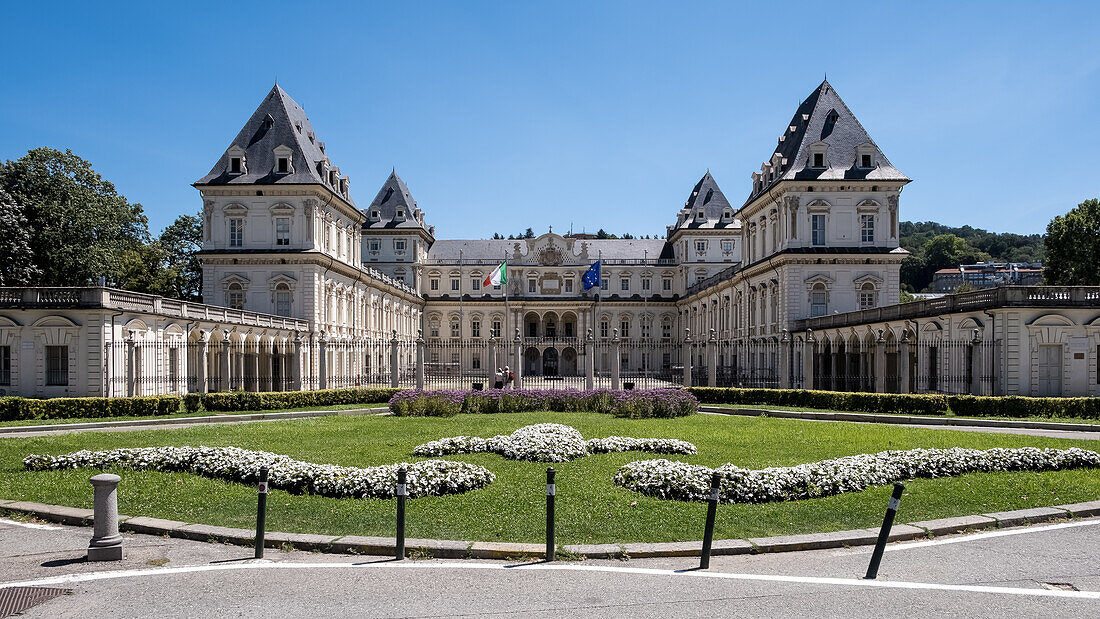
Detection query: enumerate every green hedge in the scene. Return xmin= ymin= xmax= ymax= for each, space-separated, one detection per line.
xmin=688 ymin=387 xmax=948 ymax=416
xmin=947 ymin=395 xmax=1100 ymax=420
xmin=0 ymin=395 xmax=183 ymax=422
xmin=690 ymin=388 xmax=1100 ymax=419
xmin=197 ymin=388 xmax=402 ymax=412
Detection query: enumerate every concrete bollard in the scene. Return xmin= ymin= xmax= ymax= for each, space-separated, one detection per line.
xmin=88 ymin=473 xmax=123 ymax=561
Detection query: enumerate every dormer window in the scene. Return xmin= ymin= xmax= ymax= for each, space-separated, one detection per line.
xmin=277 ymin=158 xmax=289 ymax=174
xmin=722 ymin=209 xmax=732 ymax=219
xmin=397 ymin=209 xmax=405 ymax=218
xmin=273 ymin=145 xmax=294 ymax=175
xmin=813 ymin=152 xmax=824 ymax=168
xmin=229 ymin=157 xmax=242 ymax=174
xmin=861 ymin=154 xmax=872 ymax=168
xmin=695 ymin=211 xmax=705 ymax=221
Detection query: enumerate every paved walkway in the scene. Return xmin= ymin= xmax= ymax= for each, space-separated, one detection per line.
xmin=2 ymin=514 xmax=1097 ymax=617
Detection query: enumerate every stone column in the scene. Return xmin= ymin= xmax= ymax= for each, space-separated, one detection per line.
xmin=248 ymin=342 xmax=260 ymax=392
xmin=88 ymin=473 xmax=123 ymax=561
xmin=390 ymin=329 xmax=400 ymax=388
xmin=488 ymin=335 xmax=497 ymax=386
xmin=195 ymin=331 xmax=210 ymax=394
xmin=318 ymin=332 xmax=329 ymax=390
xmin=611 ymin=329 xmax=621 ymax=390
xmin=291 ymin=333 xmax=303 ymax=391
xmin=513 ymin=328 xmax=523 ymax=389
xmin=417 ymin=330 xmax=426 ymax=390
xmin=802 ymin=330 xmax=816 ymax=390
xmin=125 ymin=331 xmax=136 ymax=397
xmin=584 ymin=329 xmax=595 ymax=390
xmin=898 ymin=332 xmax=911 ymax=394
xmin=681 ymin=329 xmax=693 ymax=388
xmin=779 ymin=330 xmax=791 ymax=389
xmin=829 ymin=345 xmax=839 ymax=392
xmin=219 ymin=332 xmax=232 ymax=392
xmin=970 ymin=329 xmax=983 ymax=396
xmin=707 ymin=329 xmax=717 ymax=387
xmin=874 ymin=330 xmax=887 ymax=393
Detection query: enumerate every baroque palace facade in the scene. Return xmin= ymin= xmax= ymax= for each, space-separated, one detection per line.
xmin=1 ymin=81 xmax=1097 ymax=398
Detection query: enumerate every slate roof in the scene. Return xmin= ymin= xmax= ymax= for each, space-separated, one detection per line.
xmin=195 ymin=85 xmax=355 ymax=206
xmin=669 ymin=171 xmax=741 ymax=232
xmin=425 ymin=238 xmax=670 ymax=264
xmin=742 ymin=80 xmax=909 ymax=207
xmin=362 ymin=170 xmax=432 ymax=234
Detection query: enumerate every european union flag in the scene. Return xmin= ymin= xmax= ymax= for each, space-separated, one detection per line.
xmin=582 ymin=260 xmax=601 ymax=290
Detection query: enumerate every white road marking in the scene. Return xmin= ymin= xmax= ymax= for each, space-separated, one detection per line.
xmin=831 ymin=518 xmax=1100 ymax=556
xmin=0 ymin=517 xmax=59 ymax=530
xmin=0 ymin=560 xmax=1096 ymax=600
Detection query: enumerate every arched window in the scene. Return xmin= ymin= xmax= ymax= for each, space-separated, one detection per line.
xmin=810 ymin=283 xmax=827 ymax=317
xmin=859 ymin=282 xmax=877 ymax=310
xmin=275 ymin=283 xmax=292 ymax=317
xmin=227 ymin=283 xmax=245 ymax=310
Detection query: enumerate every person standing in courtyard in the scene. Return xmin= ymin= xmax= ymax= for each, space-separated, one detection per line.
xmin=493 ymin=368 xmax=504 ymax=390
xmin=505 ymin=366 xmax=514 ymax=389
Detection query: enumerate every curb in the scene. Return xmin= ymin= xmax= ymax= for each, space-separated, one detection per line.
xmin=701 ymin=406 xmax=1100 ymax=434
xmin=0 ymin=406 xmax=390 ymax=435
xmin=4 ymin=498 xmax=1098 ymax=561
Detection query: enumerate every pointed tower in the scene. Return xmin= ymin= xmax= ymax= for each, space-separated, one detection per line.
xmin=360 ymin=170 xmax=434 ymax=288
xmin=665 ymin=171 xmax=742 ymax=286
xmin=193 ymin=85 xmax=416 ymax=332
xmin=737 ymin=80 xmax=911 ymax=328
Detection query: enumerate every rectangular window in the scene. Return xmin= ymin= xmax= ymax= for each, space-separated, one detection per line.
xmin=621 ymin=352 xmax=629 ymax=368
xmin=472 ymin=355 xmax=481 ymax=370
xmin=275 ymin=290 xmax=291 ymax=316
xmin=600 ymin=278 xmax=608 ymax=291
xmin=430 ymin=278 xmax=439 ymax=291
xmin=641 ymin=321 xmax=650 ymax=338
xmin=492 ymin=320 xmax=501 ymax=338
xmin=0 ymin=345 xmax=9 ymax=385
xmin=430 ymin=324 xmax=439 ymax=338
xmin=695 ymin=241 xmax=706 ymax=253
xmin=811 ymin=214 xmax=826 ymax=246
xmin=472 ymin=278 xmax=481 ymax=291
xmin=859 ymin=290 xmax=875 ymax=310
xmin=813 ymin=152 xmax=824 ymax=168
xmin=430 ymin=351 xmax=440 ymax=363
xmin=621 ymin=278 xmax=629 ymax=291
xmin=662 ymin=352 xmax=671 ymax=369
xmin=861 ymin=154 xmax=872 ymax=168
xmin=662 ymin=322 xmax=671 ymax=338
xmin=860 ymin=214 xmax=875 ymax=244
xmin=721 ymin=240 xmax=732 ymax=253
xmin=642 ymin=278 xmax=651 ymax=291
xmin=810 ymin=289 xmax=827 ymax=318
xmin=564 ymin=279 xmax=573 ymax=293
xmin=394 ymin=240 xmax=406 ymax=251
xmin=450 ymin=322 xmax=460 ymax=338
xmin=369 ymin=240 xmax=380 ymax=252
xmin=230 ymin=157 xmax=242 ymax=174
xmin=229 ymin=218 xmax=243 ymax=247
xmin=275 ymin=217 xmax=290 ymax=245
xmin=599 ymin=320 xmax=609 ymax=339
xmin=451 ymin=352 xmax=459 ymax=365
xmin=564 ymin=322 xmax=574 ymax=337
xmin=471 ymin=321 xmax=481 ymax=338
xmin=529 ymin=279 xmax=537 ymax=293
xmin=662 ymin=277 xmax=672 ymax=291
xmin=277 ymin=157 xmax=289 ymax=173
xmin=620 ymin=321 xmax=630 ymax=338
xmin=46 ymin=345 xmax=68 ymax=386
xmin=451 ymin=279 xmax=460 ymax=291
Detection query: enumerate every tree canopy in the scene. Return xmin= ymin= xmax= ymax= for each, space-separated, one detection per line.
xmin=1044 ymin=198 xmax=1100 ymax=285
xmin=898 ymin=221 xmax=1044 ymax=292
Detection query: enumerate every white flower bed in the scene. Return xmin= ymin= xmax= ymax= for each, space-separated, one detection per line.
xmin=614 ymin=447 xmax=1100 ymax=504
xmin=23 ymin=446 xmax=495 ymax=499
xmin=413 ymin=423 xmax=697 ymax=462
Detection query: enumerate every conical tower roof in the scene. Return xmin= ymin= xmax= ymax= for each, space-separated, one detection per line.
xmin=362 ymin=170 xmax=432 ymax=235
xmin=670 ymin=171 xmax=739 ymax=231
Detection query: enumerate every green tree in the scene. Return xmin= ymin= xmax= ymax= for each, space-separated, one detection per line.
xmin=0 ymin=189 xmax=39 ymax=285
xmin=0 ymin=148 xmax=149 ymax=286
xmin=1044 ymin=198 xmax=1100 ymax=285
xmin=158 ymin=213 xmax=203 ymax=301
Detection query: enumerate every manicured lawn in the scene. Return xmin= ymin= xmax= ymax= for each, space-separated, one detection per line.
xmin=1 ymin=413 xmax=1098 ymax=545
xmin=0 ymin=403 xmax=388 ymax=428
xmin=708 ymin=403 xmax=1100 ymax=426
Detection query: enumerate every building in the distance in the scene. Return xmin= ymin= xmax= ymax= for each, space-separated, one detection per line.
xmin=931 ymin=262 xmax=1044 ymax=292
xmin=1 ymin=81 xmax=1096 ymax=398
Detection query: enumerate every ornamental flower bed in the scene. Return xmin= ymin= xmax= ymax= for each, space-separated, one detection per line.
xmin=24 ymin=446 xmax=495 ymax=499
xmin=413 ymin=422 xmax=698 ymax=462
xmin=388 ymin=388 xmax=698 ymax=418
xmin=613 ymin=447 xmax=1100 ymax=504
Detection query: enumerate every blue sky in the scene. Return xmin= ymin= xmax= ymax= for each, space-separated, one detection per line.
xmin=2 ymin=1 xmax=1098 ymax=238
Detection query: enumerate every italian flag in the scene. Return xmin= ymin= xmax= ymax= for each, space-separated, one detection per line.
xmin=483 ymin=262 xmax=507 ymax=287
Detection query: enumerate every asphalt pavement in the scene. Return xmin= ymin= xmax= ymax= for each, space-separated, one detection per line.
xmin=1 ymin=515 xmax=1097 ymax=618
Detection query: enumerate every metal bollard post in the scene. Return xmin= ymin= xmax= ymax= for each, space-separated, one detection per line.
xmin=396 ymin=467 xmax=407 ymax=560
xmin=865 ymin=482 xmax=905 ymax=579
xmin=88 ymin=474 xmax=123 ymax=561
xmin=699 ymin=471 xmax=720 ymax=569
xmin=254 ymin=467 xmax=269 ymax=559
xmin=546 ymin=467 xmax=556 ymax=561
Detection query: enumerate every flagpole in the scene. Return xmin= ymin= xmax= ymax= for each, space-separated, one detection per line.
xmin=459 ymin=249 xmax=463 ymax=385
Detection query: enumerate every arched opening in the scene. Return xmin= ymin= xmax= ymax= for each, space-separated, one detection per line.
xmin=524 ymin=347 xmax=541 ymax=375
xmin=542 ymin=347 xmax=559 ymax=376
xmin=524 ymin=312 xmax=540 ymax=338
xmin=274 ymin=283 xmax=292 ymax=317
xmin=560 ymin=347 xmax=577 ymax=375
xmin=227 ymin=283 xmax=245 ymax=310
xmin=543 ymin=311 xmax=559 ymax=338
